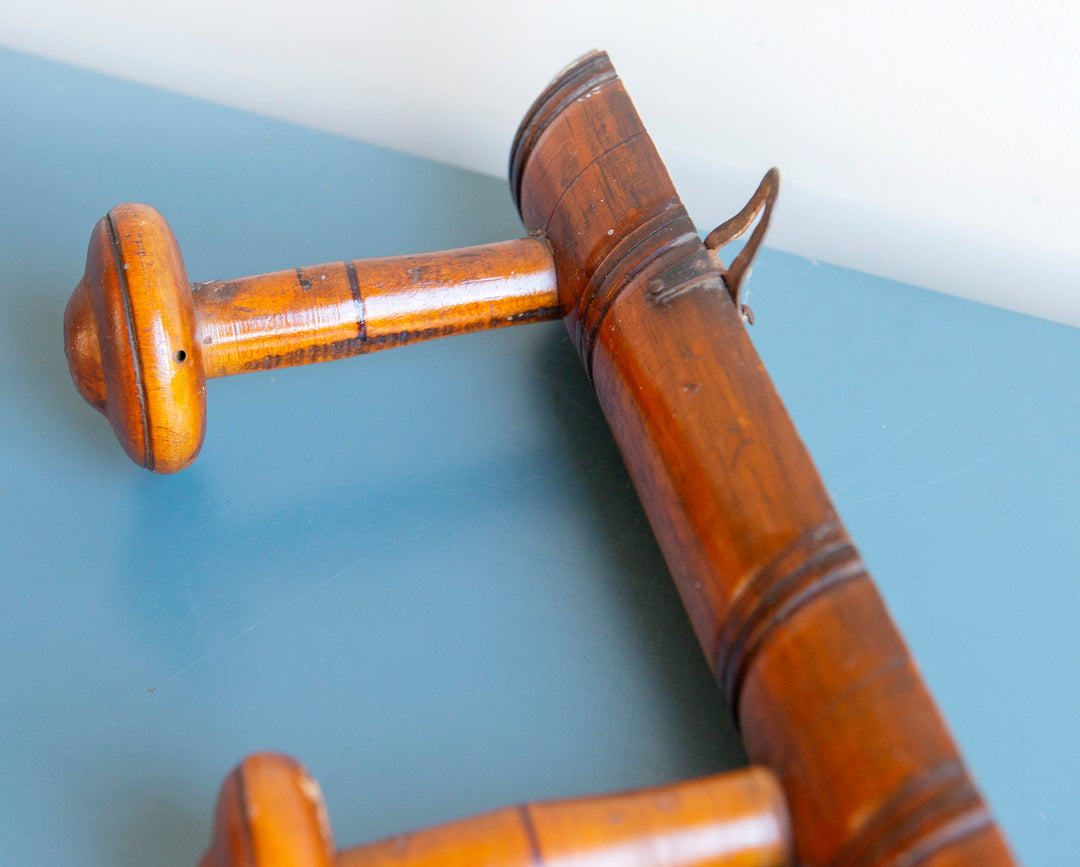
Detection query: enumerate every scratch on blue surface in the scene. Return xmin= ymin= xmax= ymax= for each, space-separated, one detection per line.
xmin=159 ymin=522 xmax=435 ymax=681
xmin=63 ymin=523 xmax=432 ymax=756
xmin=408 ymin=460 xmax=562 ymax=495
xmin=803 ymin=372 xmax=970 ymax=439
xmin=834 ymin=373 xmax=974 ymax=496
xmin=837 ymin=449 xmax=999 ymax=511
xmin=911 ymin=394 xmax=1011 ymax=473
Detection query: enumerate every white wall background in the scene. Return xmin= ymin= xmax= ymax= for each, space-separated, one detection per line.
xmin=3 ymin=1 xmax=1078 ymax=325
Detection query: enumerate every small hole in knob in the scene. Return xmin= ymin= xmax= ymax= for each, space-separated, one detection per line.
xmin=174 ymin=349 xmax=187 ymax=363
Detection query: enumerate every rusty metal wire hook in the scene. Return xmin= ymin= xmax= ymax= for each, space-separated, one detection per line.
xmin=704 ymin=168 xmax=780 ymax=325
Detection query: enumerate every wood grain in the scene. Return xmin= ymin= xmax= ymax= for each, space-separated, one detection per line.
xmin=66 ymin=211 xmax=558 ymax=472
xmin=194 ymin=236 xmax=558 ymax=377
xmin=511 ymin=50 xmax=1017 ymax=867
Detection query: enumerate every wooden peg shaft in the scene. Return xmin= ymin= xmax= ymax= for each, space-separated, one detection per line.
xmin=199 ymin=753 xmax=792 ymax=867
xmin=64 ymin=203 xmax=559 ymax=473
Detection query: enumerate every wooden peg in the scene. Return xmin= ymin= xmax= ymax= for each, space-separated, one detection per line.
xmin=64 ymin=203 xmax=559 ymax=473
xmin=198 ymin=753 xmax=792 ymax=867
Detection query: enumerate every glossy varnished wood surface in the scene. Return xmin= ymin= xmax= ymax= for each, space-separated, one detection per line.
xmin=65 ymin=211 xmax=558 ymax=472
xmin=194 ymin=237 xmax=558 ymax=378
xmin=65 ymin=203 xmax=206 ymax=473
xmin=200 ymin=754 xmax=791 ymax=867
xmin=512 ymin=52 xmax=1017 ymax=867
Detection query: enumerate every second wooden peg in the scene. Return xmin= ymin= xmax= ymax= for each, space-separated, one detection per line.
xmin=199 ymin=753 xmax=792 ymax=867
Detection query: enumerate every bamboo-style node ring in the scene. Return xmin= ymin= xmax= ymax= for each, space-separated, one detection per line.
xmin=64 ymin=203 xmax=561 ymax=473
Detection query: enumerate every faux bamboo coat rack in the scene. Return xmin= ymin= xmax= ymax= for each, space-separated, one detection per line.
xmin=64 ymin=52 xmax=1019 ymax=867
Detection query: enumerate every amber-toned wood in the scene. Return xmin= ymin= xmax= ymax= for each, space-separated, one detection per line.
xmin=510 ymin=52 xmax=1017 ymax=867
xmin=64 ymin=205 xmax=558 ymax=472
xmin=62 ymin=52 xmax=1021 ymax=867
xmin=194 ymin=236 xmax=558 ymax=378
xmin=199 ymin=753 xmax=791 ymax=867
xmin=65 ymin=203 xmax=205 ymax=473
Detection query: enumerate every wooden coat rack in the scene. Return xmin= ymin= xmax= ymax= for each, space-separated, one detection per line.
xmin=64 ymin=52 xmax=1018 ymax=867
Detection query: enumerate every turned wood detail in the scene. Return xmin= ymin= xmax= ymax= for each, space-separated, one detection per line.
xmin=714 ymin=521 xmax=868 ymax=714
xmin=831 ymin=761 xmax=991 ymax=867
xmin=577 ymin=204 xmax=700 ymax=379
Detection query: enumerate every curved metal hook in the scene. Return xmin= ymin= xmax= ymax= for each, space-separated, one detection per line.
xmin=704 ymin=168 xmax=780 ymax=325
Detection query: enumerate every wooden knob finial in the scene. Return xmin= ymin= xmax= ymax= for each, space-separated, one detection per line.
xmin=64 ymin=202 xmax=206 ymax=473
xmin=200 ymin=754 xmax=335 ymax=867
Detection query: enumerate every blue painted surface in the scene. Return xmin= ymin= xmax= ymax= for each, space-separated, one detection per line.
xmin=0 ymin=47 xmax=1075 ymax=866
